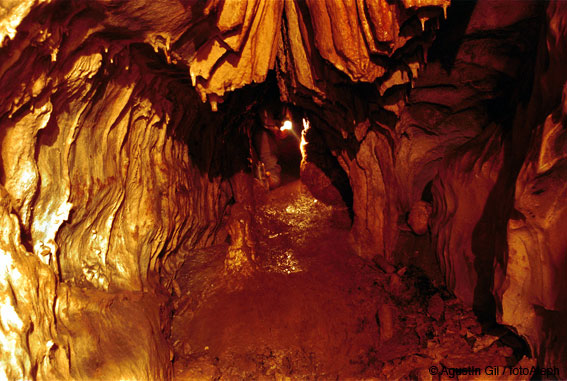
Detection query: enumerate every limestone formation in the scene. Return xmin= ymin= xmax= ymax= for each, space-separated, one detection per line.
xmin=502 ymin=82 xmax=567 ymax=370
xmin=1 ymin=0 xmax=567 ymax=378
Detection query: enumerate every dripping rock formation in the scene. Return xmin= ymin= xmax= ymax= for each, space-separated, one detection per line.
xmin=0 ymin=0 xmax=566 ymax=379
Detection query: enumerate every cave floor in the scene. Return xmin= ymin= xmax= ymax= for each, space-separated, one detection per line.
xmin=170 ymin=180 xmax=527 ymax=380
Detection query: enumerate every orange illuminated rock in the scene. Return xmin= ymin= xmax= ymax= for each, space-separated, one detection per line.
xmin=300 ymin=160 xmax=345 ymax=206
xmin=0 ymin=5 xmax=233 ymax=375
xmin=190 ymin=0 xmax=284 ymax=104
xmin=502 ymin=81 xmax=567 ymax=373
xmin=338 ymin=129 xmax=398 ymax=260
xmin=185 ymin=0 xmax=450 ymax=102
xmin=5 ymin=0 xmax=567 ymax=378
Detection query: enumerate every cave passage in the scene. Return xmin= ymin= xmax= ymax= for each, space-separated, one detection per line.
xmin=168 ymin=179 xmax=523 ymax=379
xmin=251 ymin=87 xmax=304 ymax=189
xmin=2 ymin=0 xmax=567 ymax=379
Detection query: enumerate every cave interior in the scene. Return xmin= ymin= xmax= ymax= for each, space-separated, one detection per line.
xmin=1 ymin=0 xmax=567 ymax=379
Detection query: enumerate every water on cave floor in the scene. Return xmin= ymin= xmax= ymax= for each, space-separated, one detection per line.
xmin=170 ymin=180 xmax=529 ymax=380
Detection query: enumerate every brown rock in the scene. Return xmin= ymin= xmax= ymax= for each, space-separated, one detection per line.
xmin=376 ymin=304 xmax=397 ymax=342
xmin=408 ymin=201 xmax=432 ymax=235
xmin=427 ymin=293 xmax=445 ymax=321
xmin=300 ymin=160 xmax=345 ymax=206
xmin=339 ymin=130 xmax=398 ymax=259
xmin=2 ymin=0 xmax=567 ymax=377
xmin=373 ymin=254 xmax=397 ymax=274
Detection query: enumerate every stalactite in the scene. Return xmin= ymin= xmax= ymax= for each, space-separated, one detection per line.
xmin=2 ymin=0 xmax=567 ymax=378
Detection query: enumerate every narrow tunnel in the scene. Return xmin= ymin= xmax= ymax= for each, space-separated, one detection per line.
xmin=1 ymin=0 xmax=566 ymax=379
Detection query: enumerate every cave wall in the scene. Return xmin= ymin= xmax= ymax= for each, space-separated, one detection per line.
xmin=0 ymin=2 xmax=235 ymax=378
xmin=500 ymin=1 xmax=567 ymax=368
xmin=281 ymin=0 xmax=567 ymax=372
xmin=404 ymin=0 xmax=542 ymax=306
xmin=276 ymin=0 xmax=448 ymax=260
xmin=418 ymin=0 xmax=567 ymax=371
xmin=0 ymin=0 xmax=451 ymax=376
xmin=280 ymin=0 xmax=567 ymax=372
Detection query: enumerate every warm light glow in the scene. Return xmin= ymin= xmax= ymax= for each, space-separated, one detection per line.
xmin=302 ymin=117 xmax=310 ymax=131
xmin=280 ymin=120 xmax=293 ymax=131
xmin=300 ymin=118 xmax=310 ymax=158
xmin=0 ymin=297 xmax=24 ymax=331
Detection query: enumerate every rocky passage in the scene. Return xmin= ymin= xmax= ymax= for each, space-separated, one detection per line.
xmin=170 ymin=181 xmax=528 ymax=380
xmin=2 ymin=0 xmax=567 ymax=378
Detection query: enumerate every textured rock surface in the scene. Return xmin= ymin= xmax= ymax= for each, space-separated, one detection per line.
xmin=338 ymin=128 xmax=398 ymax=259
xmin=500 ymin=3 xmax=567 ymax=370
xmin=299 ymin=119 xmax=350 ymax=206
xmin=430 ymin=126 xmax=505 ymax=306
xmin=408 ymin=200 xmax=431 ymax=235
xmin=425 ymin=0 xmax=567 ymax=374
xmin=0 ymin=186 xmax=62 ymax=380
xmin=279 ymin=0 xmax=449 ymax=104
xmin=2 ymin=0 xmax=567 ymax=378
xmin=504 ymin=101 xmax=567 ymax=371
xmin=395 ymin=0 xmax=541 ymax=211
xmin=0 ymin=0 xmax=47 ymax=44
xmin=0 ymin=183 xmax=172 ymax=379
xmin=0 ymin=40 xmax=231 ymax=291
xmin=0 ymin=3 xmax=234 ymax=377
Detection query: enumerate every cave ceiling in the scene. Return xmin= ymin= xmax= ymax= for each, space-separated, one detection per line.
xmin=1 ymin=0 xmax=452 ymax=107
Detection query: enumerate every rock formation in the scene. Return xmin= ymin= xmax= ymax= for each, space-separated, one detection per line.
xmin=0 ymin=0 xmax=566 ymax=378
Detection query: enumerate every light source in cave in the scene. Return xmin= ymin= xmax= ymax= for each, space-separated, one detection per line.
xmin=280 ymin=105 xmax=295 ymax=135
xmin=280 ymin=120 xmax=292 ymax=132
xmin=300 ymin=117 xmax=310 ymax=159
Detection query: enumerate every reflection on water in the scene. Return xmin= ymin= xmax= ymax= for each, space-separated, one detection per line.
xmin=266 ymin=250 xmax=301 ymax=274
xmin=254 ymin=181 xmax=343 ymax=275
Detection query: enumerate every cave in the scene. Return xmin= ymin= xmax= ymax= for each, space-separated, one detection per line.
xmin=1 ymin=0 xmax=566 ymax=379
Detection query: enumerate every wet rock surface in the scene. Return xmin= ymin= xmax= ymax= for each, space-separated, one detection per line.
xmin=170 ymin=181 xmax=525 ymax=379
xmin=1 ymin=0 xmax=567 ymax=377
